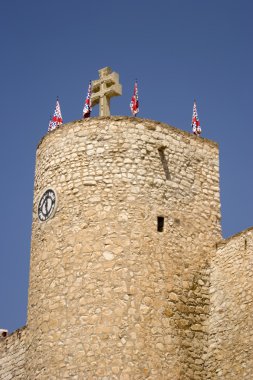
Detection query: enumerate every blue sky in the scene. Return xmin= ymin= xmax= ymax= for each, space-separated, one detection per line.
xmin=0 ymin=0 xmax=252 ymax=332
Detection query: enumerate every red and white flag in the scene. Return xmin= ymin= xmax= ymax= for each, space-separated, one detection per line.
xmin=48 ymin=115 xmax=54 ymax=132
xmin=48 ymin=97 xmax=63 ymax=132
xmin=83 ymin=81 xmax=92 ymax=118
xmin=191 ymin=99 xmax=201 ymax=136
xmin=130 ymin=80 xmax=139 ymax=116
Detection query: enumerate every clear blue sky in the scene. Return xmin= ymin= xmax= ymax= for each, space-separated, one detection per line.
xmin=1 ymin=0 xmax=252 ymax=332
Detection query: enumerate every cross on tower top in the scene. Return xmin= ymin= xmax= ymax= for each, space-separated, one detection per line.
xmin=91 ymin=67 xmax=122 ymax=117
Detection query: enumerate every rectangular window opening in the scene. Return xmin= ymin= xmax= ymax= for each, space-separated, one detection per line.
xmin=157 ymin=216 xmax=164 ymax=232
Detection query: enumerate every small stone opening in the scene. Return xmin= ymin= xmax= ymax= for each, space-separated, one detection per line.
xmin=158 ymin=148 xmax=171 ymax=180
xmin=157 ymin=216 xmax=164 ymax=232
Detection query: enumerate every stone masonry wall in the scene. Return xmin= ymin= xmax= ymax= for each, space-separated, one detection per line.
xmin=0 ymin=326 xmax=26 ymax=379
xmin=207 ymin=227 xmax=253 ymax=379
xmin=25 ymin=117 xmax=221 ymax=379
xmin=3 ymin=117 xmax=253 ymax=379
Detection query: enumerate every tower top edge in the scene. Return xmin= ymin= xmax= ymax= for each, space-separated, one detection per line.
xmin=37 ymin=116 xmax=218 ymax=150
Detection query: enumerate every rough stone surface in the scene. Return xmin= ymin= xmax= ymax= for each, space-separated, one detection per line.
xmin=28 ymin=116 xmax=221 ymax=379
xmin=0 ymin=116 xmax=251 ymax=379
xmin=206 ymin=227 xmax=253 ymax=379
xmin=0 ymin=327 xmax=26 ymax=379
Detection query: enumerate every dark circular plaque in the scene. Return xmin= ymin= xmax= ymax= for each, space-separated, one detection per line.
xmin=38 ymin=189 xmax=56 ymax=222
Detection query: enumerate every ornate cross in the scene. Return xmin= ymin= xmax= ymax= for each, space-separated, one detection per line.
xmin=91 ymin=67 xmax=122 ymax=117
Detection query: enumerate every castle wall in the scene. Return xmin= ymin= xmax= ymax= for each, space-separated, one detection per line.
xmin=0 ymin=327 xmax=26 ymax=379
xmin=207 ymin=228 xmax=253 ymax=379
xmin=26 ymin=117 xmax=221 ymax=379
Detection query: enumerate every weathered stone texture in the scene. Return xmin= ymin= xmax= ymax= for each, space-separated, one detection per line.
xmin=3 ymin=117 xmax=252 ymax=379
xmin=0 ymin=327 xmax=26 ymax=379
xmin=207 ymin=228 xmax=253 ymax=379
xmin=25 ymin=117 xmax=221 ymax=379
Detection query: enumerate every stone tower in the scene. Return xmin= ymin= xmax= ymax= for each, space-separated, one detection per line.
xmin=1 ymin=68 xmax=253 ymax=379
xmin=25 ymin=116 xmax=221 ymax=379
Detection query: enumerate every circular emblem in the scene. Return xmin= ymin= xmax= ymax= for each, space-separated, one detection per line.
xmin=38 ymin=189 xmax=56 ymax=222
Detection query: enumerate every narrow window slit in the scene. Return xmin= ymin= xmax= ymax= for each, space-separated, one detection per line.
xmin=158 ymin=148 xmax=171 ymax=180
xmin=157 ymin=216 xmax=164 ymax=232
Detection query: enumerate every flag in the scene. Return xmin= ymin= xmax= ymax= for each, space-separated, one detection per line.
xmin=83 ymin=81 xmax=92 ymax=118
xmin=48 ymin=115 xmax=54 ymax=132
xmin=48 ymin=97 xmax=63 ymax=132
xmin=130 ymin=80 xmax=139 ymax=116
xmin=191 ymin=99 xmax=201 ymax=136
xmin=52 ymin=97 xmax=63 ymax=126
